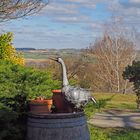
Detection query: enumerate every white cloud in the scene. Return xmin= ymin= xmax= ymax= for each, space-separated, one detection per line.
xmin=66 ymin=0 xmax=96 ymax=8
xmin=40 ymin=2 xmax=79 ymax=16
xmin=54 ymin=16 xmax=79 ymax=22
xmin=129 ymin=0 xmax=140 ymax=4
xmin=2 ymin=0 xmax=140 ymax=49
xmin=103 ymin=0 xmax=140 ymax=26
xmin=38 ymin=0 xmax=97 ymax=24
xmin=54 ymin=15 xmax=91 ymax=23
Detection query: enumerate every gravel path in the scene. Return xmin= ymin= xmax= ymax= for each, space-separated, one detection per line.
xmin=89 ymin=110 xmax=140 ymax=129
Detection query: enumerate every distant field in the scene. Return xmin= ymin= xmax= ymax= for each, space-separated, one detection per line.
xmin=25 ymin=59 xmax=52 ymax=69
xmin=25 ymin=59 xmax=50 ymax=63
xmin=23 ymin=49 xmax=140 ymax=63
xmin=23 ymin=49 xmax=81 ymax=59
xmin=24 ymin=52 xmax=50 ymax=59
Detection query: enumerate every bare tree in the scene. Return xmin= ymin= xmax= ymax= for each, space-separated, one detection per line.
xmin=0 ymin=0 xmax=49 ymax=22
xmin=88 ymin=25 xmax=137 ymax=93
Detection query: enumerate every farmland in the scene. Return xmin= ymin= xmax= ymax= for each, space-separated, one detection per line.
xmin=21 ymin=48 xmax=140 ymax=60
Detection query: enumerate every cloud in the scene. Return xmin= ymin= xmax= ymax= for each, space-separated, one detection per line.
xmin=102 ymin=0 xmax=140 ymax=26
xmin=38 ymin=0 xmax=97 ymax=24
xmin=53 ymin=15 xmax=91 ymax=23
xmin=120 ymin=0 xmax=140 ymax=8
xmin=12 ymin=0 xmax=140 ymax=28
xmin=42 ymin=2 xmax=79 ymax=15
xmin=2 ymin=0 xmax=140 ymax=49
xmin=129 ymin=0 xmax=140 ymax=4
xmin=66 ymin=0 xmax=96 ymax=8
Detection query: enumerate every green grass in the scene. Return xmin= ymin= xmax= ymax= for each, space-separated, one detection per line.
xmin=109 ymin=129 xmax=140 ymax=140
xmin=93 ymin=93 xmax=137 ymax=110
xmin=86 ymin=93 xmax=139 ymax=140
xmin=89 ymin=124 xmax=140 ymax=140
xmin=84 ymin=92 xmax=138 ymax=120
xmin=89 ymin=124 xmax=110 ymax=140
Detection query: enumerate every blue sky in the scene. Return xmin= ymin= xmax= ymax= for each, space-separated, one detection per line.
xmin=1 ymin=0 xmax=140 ymax=49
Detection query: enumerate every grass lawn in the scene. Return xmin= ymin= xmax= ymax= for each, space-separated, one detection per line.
xmin=85 ymin=92 xmax=138 ymax=120
xmin=92 ymin=92 xmax=137 ymax=110
xmin=85 ymin=93 xmax=140 ymax=140
xmin=89 ymin=124 xmax=140 ymax=140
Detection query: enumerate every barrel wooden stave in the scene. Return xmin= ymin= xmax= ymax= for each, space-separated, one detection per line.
xmin=27 ymin=112 xmax=90 ymax=140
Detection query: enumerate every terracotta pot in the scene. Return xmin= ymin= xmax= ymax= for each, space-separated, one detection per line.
xmin=46 ymin=99 xmax=53 ymax=112
xmin=29 ymin=99 xmax=53 ymax=114
xmin=52 ymin=90 xmax=65 ymax=113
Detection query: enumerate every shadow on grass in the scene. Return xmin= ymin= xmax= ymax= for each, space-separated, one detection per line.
xmin=85 ymin=95 xmax=115 ymax=120
xmin=95 ymin=95 xmax=115 ymax=110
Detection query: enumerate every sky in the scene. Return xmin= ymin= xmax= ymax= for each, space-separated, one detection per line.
xmin=1 ymin=0 xmax=140 ymax=49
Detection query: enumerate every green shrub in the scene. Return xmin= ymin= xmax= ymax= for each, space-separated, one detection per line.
xmin=123 ymin=61 xmax=140 ymax=109
xmin=0 ymin=61 xmax=61 ymax=111
xmin=0 ymin=60 xmax=61 ymax=140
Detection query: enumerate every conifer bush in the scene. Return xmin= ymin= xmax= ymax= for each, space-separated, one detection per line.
xmin=0 ymin=60 xmax=61 ymax=139
xmin=123 ymin=61 xmax=140 ymax=109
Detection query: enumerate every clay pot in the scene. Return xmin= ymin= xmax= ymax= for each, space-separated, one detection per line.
xmin=52 ymin=90 xmax=65 ymax=113
xmin=46 ymin=99 xmax=53 ymax=112
xmin=29 ymin=99 xmax=53 ymax=114
xmin=52 ymin=90 xmax=76 ymax=113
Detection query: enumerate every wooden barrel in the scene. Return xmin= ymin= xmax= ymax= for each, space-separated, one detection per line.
xmin=27 ymin=112 xmax=90 ymax=140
